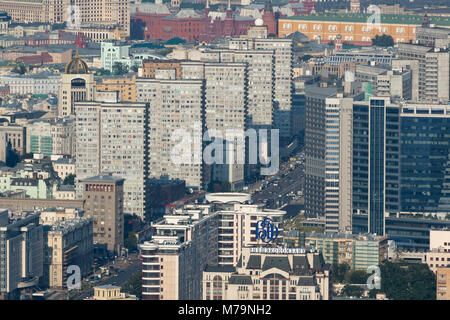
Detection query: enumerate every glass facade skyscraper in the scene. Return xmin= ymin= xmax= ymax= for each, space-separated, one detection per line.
xmin=352 ymin=97 xmax=400 ymax=236
xmin=400 ymin=104 xmax=450 ymax=213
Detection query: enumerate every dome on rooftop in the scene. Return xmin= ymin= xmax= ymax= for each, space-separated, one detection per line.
xmin=65 ymin=49 xmax=88 ymax=74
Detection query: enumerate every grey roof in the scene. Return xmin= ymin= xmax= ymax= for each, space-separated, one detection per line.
xmin=297 ymin=276 xmax=316 ymax=287
xmin=262 ymin=256 xmax=290 ymax=273
xmin=228 ymin=275 xmax=253 ymax=285
xmin=58 ymin=184 xmax=75 ymax=192
xmin=204 ymin=265 xmax=236 ymax=273
xmin=11 ymin=178 xmax=38 ymax=187
xmin=292 ymin=255 xmax=310 ymax=275
xmin=312 ymin=254 xmax=325 ymax=271
xmin=54 ymin=158 xmax=76 ymax=165
xmin=246 ymin=255 xmax=261 ymax=269
xmin=236 ymin=254 xmax=242 ymax=267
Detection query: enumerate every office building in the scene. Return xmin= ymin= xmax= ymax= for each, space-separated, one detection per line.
xmin=324 ymin=94 xmax=356 ymax=233
xmin=304 ymin=85 xmax=337 ymax=219
xmin=140 ymin=205 xmax=219 ymax=300
xmin=352 ymin=214 xmax=450 ymax=251
xmin=352 ymin=97 xmax=400 ymax=236
xmin=0 ymin=210 xmax=43 ymax=300
xmin=81 ymin=175 xmax=124 ymax=254
xmin=43 ymin=217 xmax=93 ymax=289
xmin=75 ymin=97 xmax=149 ymax=218
xmin=354 ymin=64 xmax=412 ymax=100
xmin=59 ymin=52 xmax=94 ymax=117
xmin=399 ymin=103 xmax=450 ymax=213
xmin=306 ymin=232 xmax=389 ymax=270
xmin=202 ymin=247 xmax=331 ymax=300
xmin=397 ymin=43 xmax=450 ymax=104
xmin=26 ymin=117 xmax=76 ymax=158
xmin=136 ymin=77 xmax=206 ymax=190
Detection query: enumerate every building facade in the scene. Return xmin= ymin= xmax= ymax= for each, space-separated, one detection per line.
xmin=202 ymin=247 xmax=332 ymax=300
xmin=81 ymin=175 xmax=124 ymax=254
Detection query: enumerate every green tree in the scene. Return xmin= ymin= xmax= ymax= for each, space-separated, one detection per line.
xmin=332 ymin=263 xmax=350 ymax=283
xmin=341 ymin=285 xmax=364 ymax=298
xmin=372 ymin=34 xmax=394 ymax=47
xmin=63 ymin=174 xmax=75 ymax=185
xmin=378 ymin=262 xmax=436 ymax=300
xmin=112 ymin=62 xmax=129 ymax=75
xmin=121 ymin=271 xmax=142 ymax=299
xmin=347 ymin=270 xmax=369 ymax=284
xmin=124 ymin=232 xmax=137 ymax=251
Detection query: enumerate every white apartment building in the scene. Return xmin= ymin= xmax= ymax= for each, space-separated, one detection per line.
xmin=75 ymin=97 xmax=149 ymax=218
xmin=136 ymin=77 xmax=206 ymax=189
xmin=140 ymin=205 xmax=219 ymax=300
xmin=228 ymin=37 xmax=293 ymax=140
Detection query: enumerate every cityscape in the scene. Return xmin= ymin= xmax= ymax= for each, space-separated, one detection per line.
xmin=0 ymin=0 xmax=449 ymax=305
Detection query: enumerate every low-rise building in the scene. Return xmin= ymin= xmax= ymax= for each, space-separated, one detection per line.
xmin=52 ymin=158 xmax=76 ymax=181
xmin=305 ymin=233 xmax=389 ymax=270
xmin=437 ymin=267 xmax=450 ymax=300
xmin=90 ymin=285 xmax=138 ymax=300
xmin=202 ymin=247 xmax=332 ymax=300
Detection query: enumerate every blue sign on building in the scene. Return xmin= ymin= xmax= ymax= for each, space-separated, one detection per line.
xmin=256 ymin=217 xmax=279 ymax=243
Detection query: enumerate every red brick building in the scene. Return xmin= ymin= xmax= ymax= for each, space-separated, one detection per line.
xmin=134 ymin=2 xmax=277 ymax=43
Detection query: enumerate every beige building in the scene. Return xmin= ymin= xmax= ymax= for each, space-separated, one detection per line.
xmin=136 ymin=77 xmax=205 ymax=190
xmin=81 ymin=175 xmax=124 ymax=254
xmin=202 ymin=247 xmax=332 ymax=300
xmin=0 ymin=122 xmax=26 ymax=156
xmin=140 ymin=206 xmax=219 ymax=300
xmin=90 ymin=284 xmax=137 ymax=300
xmin=0 ymin=0 xmax=130 ymax=38
xmin=75 ymin=98 xmax=149 ymax=217
xmin=59 ymin=52 xmax=94 ymax=117
xmin=437 ymin=267 xmax=450 ymax=300
xmin=204 ymin=193 xmax=285 ymax=266
xmin=53 ymin=158 xmax=76 ymax=181
xmin=43 ymin=217 xmax=93 ymax=289
xmin=95 ymin=75 xmax=137 ymax=102
xmin=424 ymin=229 xmax=450 ymax=273
xmin=39 ymin=207 xmax=83 ymax=225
